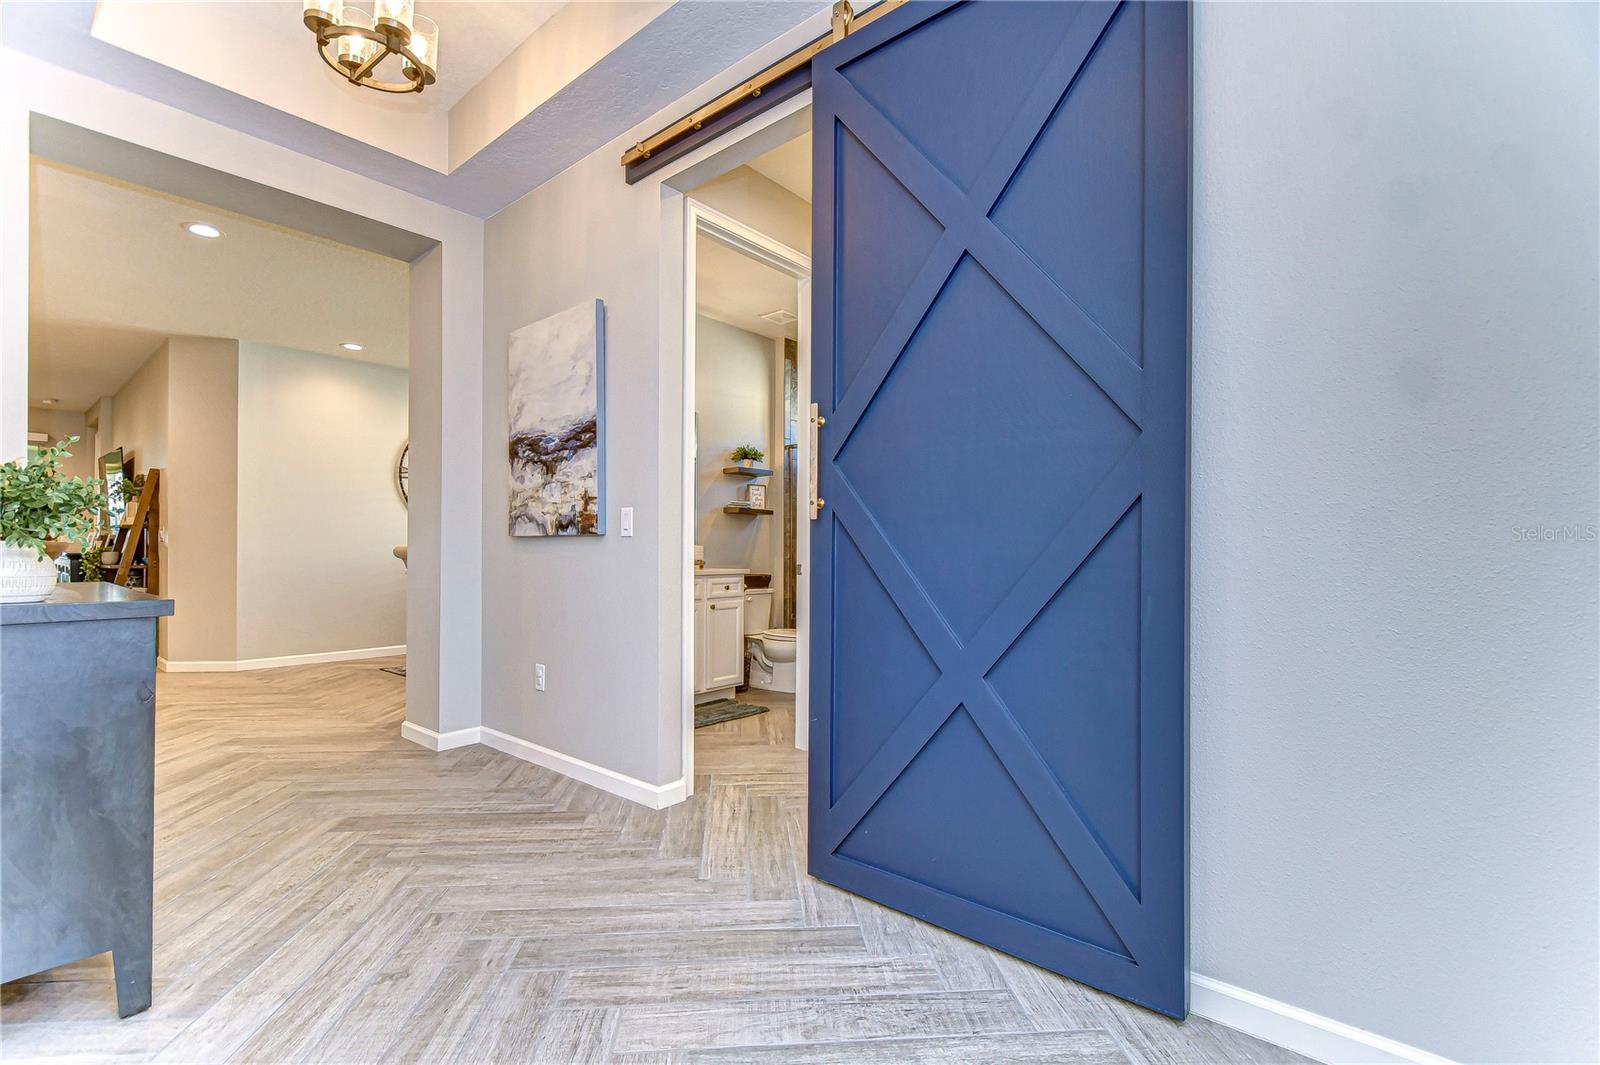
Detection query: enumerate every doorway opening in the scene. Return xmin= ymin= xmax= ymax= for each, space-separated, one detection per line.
xmin=27 ymin=153 xmax=413 ymax=677
xmin=673 ymin=119 xmax=813 ymax=796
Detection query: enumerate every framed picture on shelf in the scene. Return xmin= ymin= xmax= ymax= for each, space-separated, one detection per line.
xmin=746 ymin=483 xmax=767 ymax=509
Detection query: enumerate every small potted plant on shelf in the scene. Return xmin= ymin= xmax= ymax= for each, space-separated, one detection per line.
xmin=0 ymin=437 xmax=104 ymax=603
xmin=731 ymin=444 xmax=765 ymax=470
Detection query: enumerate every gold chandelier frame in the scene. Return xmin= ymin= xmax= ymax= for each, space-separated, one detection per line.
xmin=303 ymin=6 xmax=436 ymax=95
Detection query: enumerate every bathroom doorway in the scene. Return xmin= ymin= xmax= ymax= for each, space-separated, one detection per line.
xmin=682 ymin=133 xmax=812 ymax=793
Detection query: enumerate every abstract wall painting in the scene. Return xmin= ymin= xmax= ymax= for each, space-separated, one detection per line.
xmin=508 ymin=299 xmax=606 ymax=536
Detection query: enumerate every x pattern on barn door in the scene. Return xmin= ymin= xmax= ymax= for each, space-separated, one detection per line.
xmin=811 ymin=0 xmax=1187 ymax=1017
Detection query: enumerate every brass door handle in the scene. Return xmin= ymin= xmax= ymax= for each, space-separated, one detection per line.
xmin=808 ymin=404 xmax=824 ymax=521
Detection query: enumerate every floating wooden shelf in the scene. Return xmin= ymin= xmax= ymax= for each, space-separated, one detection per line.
xmin=723 ymin=505 xmax=773 ymax=516
xmin=722 ymin=465 xmax=773 ymax=477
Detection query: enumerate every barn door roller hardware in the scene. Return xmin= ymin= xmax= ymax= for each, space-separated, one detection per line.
xmin=619 ymin=1 xmax=905 ymax=170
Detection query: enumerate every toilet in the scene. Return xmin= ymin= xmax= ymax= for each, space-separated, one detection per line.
xmin=742 ymin=588 xmax=797 ymax=693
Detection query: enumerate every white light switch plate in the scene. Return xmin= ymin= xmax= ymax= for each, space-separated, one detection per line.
xmin=535 ymin=664 xmax=546 ymax=691
xmin=620 ymin=507 xmax=634 ymax=537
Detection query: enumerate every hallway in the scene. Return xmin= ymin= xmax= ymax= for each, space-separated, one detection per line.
xmin=0 ymin=662 xmax=1301 ymax=1063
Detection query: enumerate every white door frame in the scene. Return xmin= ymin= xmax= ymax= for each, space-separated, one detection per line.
xmin=680 ymin=198 xmax=812 ymax=796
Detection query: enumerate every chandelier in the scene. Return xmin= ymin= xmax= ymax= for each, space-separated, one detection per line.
xmin=301 ymin=0 xmax=438 ymax=94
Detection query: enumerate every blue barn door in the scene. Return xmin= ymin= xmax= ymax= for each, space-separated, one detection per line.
xmin=809 ymin=0 xmax=1190 ymax=1017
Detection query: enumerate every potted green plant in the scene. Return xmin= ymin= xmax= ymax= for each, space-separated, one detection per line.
xmin=731 ymin=444 xmax=766 ymax=470
xmin=0 ymin=437 xmax=104 ymax=603
xmin=80 ymin=542 xmax=104 ymax=584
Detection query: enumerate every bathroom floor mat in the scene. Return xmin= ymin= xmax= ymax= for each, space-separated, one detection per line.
xmin=695 ymin=698 xmax=769 ymax=729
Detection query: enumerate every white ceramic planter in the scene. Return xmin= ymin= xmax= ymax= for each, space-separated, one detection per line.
xmin=0 ymin=544 xmax=58 ymax=604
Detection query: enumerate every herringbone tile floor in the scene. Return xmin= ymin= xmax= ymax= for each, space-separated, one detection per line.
xmin=0 ymin=659 xmax=1308 ymax=1064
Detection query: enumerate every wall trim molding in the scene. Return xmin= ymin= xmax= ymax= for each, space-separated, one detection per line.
xmin=478 ymin=727 xmax=687 ymax=810
xmin=399 ymin=723 xmax=685 ymax=809
xmin=399 ymin=721 xmax=480 ymax=752
xmin=158 ymin=645 xmax=405 ymax=673
xmin=1191 ymin=973 xmax=1455 ymax=1065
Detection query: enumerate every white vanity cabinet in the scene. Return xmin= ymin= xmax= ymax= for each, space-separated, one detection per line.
xmin=693 ymin=571 xmax=745 ymax=701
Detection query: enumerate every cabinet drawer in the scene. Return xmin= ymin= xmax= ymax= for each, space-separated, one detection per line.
xmin=707 ymin=578 xmax=743 ymax=598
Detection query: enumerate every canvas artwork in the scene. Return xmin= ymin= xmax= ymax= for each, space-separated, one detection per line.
xmin=508 ymin=299 xmax=606 ymax=536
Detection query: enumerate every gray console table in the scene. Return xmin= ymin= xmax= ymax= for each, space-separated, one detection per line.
xmin=1 ymin=583 xmax=173 ymax=1017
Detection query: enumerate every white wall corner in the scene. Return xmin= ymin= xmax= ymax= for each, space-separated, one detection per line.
xmin=1191 ymin=974 xmax=1457 ymax=1065
xmin=436 ymin=229 xmax=485 ymax=737
xmin=400 ymin=721 xmax=481 ymax=752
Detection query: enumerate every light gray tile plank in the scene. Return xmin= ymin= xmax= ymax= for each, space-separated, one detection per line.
xmin=916 ymin=922 xmax=1004 ymax=991
xmin=699 ymin=784 xmax=749 ymax=881
xmin=447 ymin=970 xmax=563 ymax=1063
xmin=470 ymin=899 xmax=803 ymax=937
xmin=511 ymin=927 xmax=867 ymax=971
xmin=746 ymin=793 xmax=798 ymax=901
xmin=852 ymin=896 xmax=932 ymax=959
xmin=308 ymin=910 xmax=478 ymax=1064
xmin=526 ymin=1006 xmax=617 ymax=1064
xmin=612 ymin=1029 xmax=1131 ymax=1064
xmin=556 ymin=956 xmax=946 ymax=1008
xmin=224 ymin=887 xmax=435 ymax=1063
xmin=610 ymin=990 xmax=1033 ymax=1054
xmin=153 ymin=865 xmax=411 ymax=1063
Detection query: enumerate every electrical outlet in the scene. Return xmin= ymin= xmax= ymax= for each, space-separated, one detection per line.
xmin=535 ymin=663 xmax=546 ymax=691
xmin=620 ymin=507 xmax=634 ymax=537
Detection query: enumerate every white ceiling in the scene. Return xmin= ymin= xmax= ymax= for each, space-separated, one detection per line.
xmin=3 ymin=1 xmax=827 ymax=216
xmin=29 ymin=158 xmax=409 ymax=412
xmin=99 ymin=2 xmax=566 ymax=113
xmin=89 ymin=1 xmax=566 ymax=170
xmin=747 ymin=136 xmax=812 ymax=204
xmin=696 ymin=233 xmax=799 ymax=342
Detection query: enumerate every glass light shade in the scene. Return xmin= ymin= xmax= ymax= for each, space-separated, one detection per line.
xmin=336 ymin=7 xmax=376 ymax=68
xmin=303 ymin=0 xmax=343 ymax=29
xmin=405 ymin=13 xmax=438 ymax=78
xmin=373 ymin=0 xmax=414 ymax=36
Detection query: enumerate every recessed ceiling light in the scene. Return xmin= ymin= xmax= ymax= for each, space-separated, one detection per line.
xmin=341 ymin=342 xmax=365 ymax=352
xmin=39 ymin=398 xmax=58 ymax=406
xmin=184 ymin=222 xmax=223 ymax=239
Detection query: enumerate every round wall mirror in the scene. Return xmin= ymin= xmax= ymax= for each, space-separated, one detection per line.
xmin=396 ymin=442 xmax=409 ymax=506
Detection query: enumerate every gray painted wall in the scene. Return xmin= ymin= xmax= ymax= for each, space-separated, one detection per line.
xmin=1191 ymin=4 xmax=1598 ymax=1061
xmin=26 ymin=406 xmax=95 ymax=481
xmin=481 ymin=143 xmax=670 ymax=783
xmin=236 ymin=343 xmax=408 ymax=660
xmin=162 ymin=337 xmax=239 ymax=665
xmin=692 ymin=166 xmax=811 ymax=254
xmin=694 ymin=315 xmax=779 ymax=577
xmin=406 ymin=246 xmax=444 ymax=732
xmin=480 ymin=2 xmax=1597 ymax=1058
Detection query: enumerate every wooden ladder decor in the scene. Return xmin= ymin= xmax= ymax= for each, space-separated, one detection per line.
xmin=113 ymin=468 xmax=161 ymax=591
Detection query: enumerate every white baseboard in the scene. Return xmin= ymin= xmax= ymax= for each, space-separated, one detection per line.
xmin=396 ymin=722 xmax=685 ymax=809
xmin=400 ymin=721 xmax=481 ymax=752
xmin=1191 ymin=974 xmax=1454 ymax=1065
xmin=158 ymin=645 xmax=405 ymax=673
xmin=478 ymin=726 xmax=687 ymax=809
